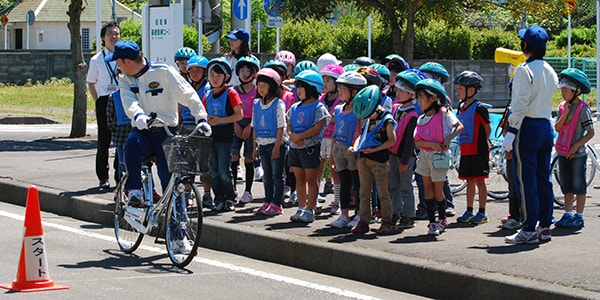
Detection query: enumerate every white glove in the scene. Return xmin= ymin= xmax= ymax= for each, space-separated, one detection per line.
xmin=135 ymin=115 xmax=149 ymax=130
xmin=502 ymin=132 xmax=516 ymax=152
xmin=196 ymin=121 xmax=212 ymax=136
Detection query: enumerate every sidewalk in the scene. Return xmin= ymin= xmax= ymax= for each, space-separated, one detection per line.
xmin=1 ymin=122 xmax=600 ymax=299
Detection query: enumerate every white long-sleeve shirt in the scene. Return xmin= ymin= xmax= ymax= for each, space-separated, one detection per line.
xmin=119 ymin=59 xmax=207 ymax=127
xmin=508 ymin=59 xmax=558 ymax=132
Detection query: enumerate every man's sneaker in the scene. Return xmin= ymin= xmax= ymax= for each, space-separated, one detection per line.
xmin=330 ymin=215 xmax=350 ymax=228
xmin=505 ymin=229 xmax=539 ymax=244
xmin=347 ymin=214 xmax=360 ymax=228
xmin=396 ymin=217 xmax=415 ymax=229
xmin=213 ymin=201 xmax=225 ymax=212
xmin=437 ymin=218 xmax=448 ymax=232
xmin=171 ymin=237 xmax=192 ymax=254
xmin=317 ymin=195 xmax=326 ymax=203
xmin=99 ymin=179 xmax=110 ymax=189
xmin=290 ymin=208 xmax=304 ymax=222
xmin=351 ymin=221 xmax=370 ymax=234
xmin=503 ymin=218 xmax=521 ymax=230
xmin=127 ymin=189 xmax=145 ymax=207
xmin=322 ymin=182 xmax=334 ymax=195
xmin=457 ymin=211 xmax=475 ymax=223
xmin=224 ymin=200 xmax=236 ymax=212
xmin=470 ymin=212 xmax=489 ymax=224
xmin=330 ymin=202 xmax=341 ymax=215
xmin=240 ymin=191 xmax=253 ymax=203
xmin=298 ymin=208 xmax=315 ymax=223
xmin=415 ymin=205 xmax=428 ymax=220
xmin=253 ymin=202 xmax=271 ymax=215
xmin=445 ymin=206 xmax=456 ymax=217
xmin=237 ymin=165 xmax=243 ymax=180
xmin=375 ymin=222 xmax=394 ymax=235
xmin=202 ymin=193 xmax=213 ymax=209
xmin=264 ymin=204 xmax=283 ymax=216
xmin=564 ymin=215 xmax=585 ymax=229
xmin=428 ymin=222 xmax=440 ymax=236
xmin=554 ymin=213 xmax=573 ymax=228
xmin=254 ymin=166 xmax=264 ymax=181
xmin=536 ymin=226 xmax=552 ymax=242
xmin=284 ymin=186 xmax=291 ymax=198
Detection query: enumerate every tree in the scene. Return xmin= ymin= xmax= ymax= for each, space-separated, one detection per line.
xmin=67 ymin=0 xmax=87 ymax=138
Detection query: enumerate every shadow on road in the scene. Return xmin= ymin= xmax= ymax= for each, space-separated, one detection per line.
xmin=0 ymin=138 xmax=97 ymax=152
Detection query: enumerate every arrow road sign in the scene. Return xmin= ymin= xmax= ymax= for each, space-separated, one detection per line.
xmin=233 ymin=0 xmax=247 ymax=20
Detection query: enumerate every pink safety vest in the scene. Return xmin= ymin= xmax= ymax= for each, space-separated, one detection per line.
xmin=555 ymin=100 xmax=587 ymax=156
xmin=414 ymin=109 xmax=444 ymax=151
xmin=389 ymin=103 xmax=418 ymax=155
xmin=320 ymin=93 xmax=341 ymax=138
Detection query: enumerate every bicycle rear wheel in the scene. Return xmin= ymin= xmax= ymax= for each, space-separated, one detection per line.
xmin=114 ymin=174 xmax=144 ymax=253
xmin=165 ymin=179 xmax=203 ymax=268
xmin=487 ymin=146 xmax=509 ymax=200
xmin=448 ymin=141 xmax=466 ymax=194
xmin=552 ymin=148 xmax=596 ymax=207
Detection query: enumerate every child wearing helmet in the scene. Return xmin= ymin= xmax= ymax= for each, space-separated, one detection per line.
xmin=453 ymin=71 xmax=491 ymax=225
xmin=203 ymin=57 xmax=244 ymax=212
xmin=328 ymin=71 xmax=367 ymax=228
xmin=356 ymin=66 xmax=393 ymax=112
xmin=174 ymin=47 xmax=197 ymax=82
xmin=388 ymin=70 xmax=422 ymax=230
xmin=414 ymin=79 xmax=463 ymax=236
xmin=350 ymin=85 xmax=397 ymax=235
xmin=381 ymin=54 xmax=409 ymax=99
xmin=553 ymin=68 xmax=594 ymax=230
xmin=252 ymin=68 xmax=288 ymax=216
xmin=287 ymin=70 xmax=331 ymax=223
xmin=275 ymin=50 xmax=296 ymax=78
xmin=318 ymin=64 xmax=345 ymax=211
xmin=231 ymin=56 xmax=260 ymax=204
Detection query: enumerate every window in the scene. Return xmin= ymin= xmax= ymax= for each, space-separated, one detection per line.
xmin=82 ymin=28 xmax=90 ymax=50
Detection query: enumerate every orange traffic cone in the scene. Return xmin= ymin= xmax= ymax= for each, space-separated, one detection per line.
xmin=0 ymin=185 xmax=69 ymax=292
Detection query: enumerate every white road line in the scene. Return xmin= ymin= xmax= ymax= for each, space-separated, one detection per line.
xmin=0 ymin=210 xmax=379 ymax=300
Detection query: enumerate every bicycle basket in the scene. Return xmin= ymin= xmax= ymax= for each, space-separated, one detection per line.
xmin=162 ymin=135 xmax=211 ymax=174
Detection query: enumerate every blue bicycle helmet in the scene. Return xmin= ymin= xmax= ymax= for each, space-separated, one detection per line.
xmin=174 ymin=47 xmax=197 ymax=61
xmin=295 ymin=70 xmax=324 ymax=93
xmin=419 ymin=62 xmax=450 ymax=83
xmin=344 ymin=63 xmax=360 ymax=72
xmin=294 ymin=60 xmax=318 ymax=75
xmin=186 ymin=55 xmax=209 ymax=70
xmin=352 ymin=85 xmax=382 ymax=119
xmin=559 ymin=68 xmax=591 ymax=94
xmin=235 ymin=56 xmax=260 ymax=75
xmin=415 ymin=79 xmax=447 ymax=104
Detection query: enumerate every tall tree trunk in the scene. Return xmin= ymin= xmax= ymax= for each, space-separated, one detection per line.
xmin=67 ymin=0 xmax=87 ymax=138
xmin=403 ymin=0 xmax=418 ymax=65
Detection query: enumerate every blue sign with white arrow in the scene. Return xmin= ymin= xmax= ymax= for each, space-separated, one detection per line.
xmin=233 ymin=0 xmax=248 ymax=20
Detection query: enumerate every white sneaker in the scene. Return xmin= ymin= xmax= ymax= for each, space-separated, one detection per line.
xmin=237 ymin=165 xmax=243 ymax=180
xmin=284 ymin=186 xmax=291 ymax=198
xmin=330 ymin=202 xmax=340 ymax=215
xmin=172 ymin=237 xmax=193 ymax=254
xmin=347 ymin=214 xmax=360 ymax=228
xmin=240 ymin=191 xmax=253 ymax=203
xmin=254 ymin=166 xmax=264 ymax=181
xmin=330 ymin=215 xmax=350 ymax=228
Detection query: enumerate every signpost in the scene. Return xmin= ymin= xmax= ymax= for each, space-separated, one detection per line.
xmin=1 ymin=14 xmax=8 ymax=50
xmin=564 ymin=0 xmax=577 ymax=68
xmin=25 ymin=10 xmax=34 ymax=49
xmin=264 ymin=0 xmax=283 ymax=52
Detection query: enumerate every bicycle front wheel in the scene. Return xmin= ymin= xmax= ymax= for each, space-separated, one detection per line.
xmin=165 ymin=179 xmax=203 ymax=268
xmin=114 ymin=174 xmax=144 ymax=253
xmin=487 ymin=146 xmax=509 ymax=200
xmin=448 ymin=141 xmax=466 ymax=194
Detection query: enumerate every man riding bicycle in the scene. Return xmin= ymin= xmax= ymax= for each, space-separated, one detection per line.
xmin=105 ymin=40 xmax=212 ymax=207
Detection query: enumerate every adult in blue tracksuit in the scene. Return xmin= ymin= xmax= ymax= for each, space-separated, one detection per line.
xmin=503 ymin=25 xmax=558 ymax=244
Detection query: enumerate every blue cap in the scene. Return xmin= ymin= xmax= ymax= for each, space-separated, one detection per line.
xmin=104 ymin=40 xmax=140 ymax=62
xmin=225 ymin=28 xmax=250 ymax=43
xmin=518 ymin=25 xmax=549 ymax=49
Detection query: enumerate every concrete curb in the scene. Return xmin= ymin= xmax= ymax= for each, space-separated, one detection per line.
xmin=0 ymin=178 xmax=597 ymax=300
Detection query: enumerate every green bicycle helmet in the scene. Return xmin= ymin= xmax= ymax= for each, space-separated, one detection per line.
xmin=453 ymin=71 xmax=484 ymax=90
xmin=369 ymin=63 xmax=391 ymax=83
xmin=207 ymin=57 xmax=232 ymax=82
xmin=174 ymin=47 xmax=197 ymax=61
xmin=264 ymin=59 xmax=288 ymax=80
xmin=294 ymin=60 xmax=318 ymax=75
xmin=559 ymin=68 xmax=591 ymax=94
xmin=415 ymin=79 xmax=447 ymax=105
xmin=295 ymin=70 xmax=324 ymax=93
xmin=344 ymin=63 xmax=360 ymax=72
xmin=235 ymin=56 xmax=260 ymax=75
xmin=419 ymin=62 xmax=450 ymax=83
xmin=352 ymin=85 xmax=382 ymax=119
xmin=395 ymin=69 xmax=426 ymax=92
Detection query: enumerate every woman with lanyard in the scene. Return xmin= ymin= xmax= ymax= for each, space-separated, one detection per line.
xmin=86 ymin=21 xmax=121 ymax=189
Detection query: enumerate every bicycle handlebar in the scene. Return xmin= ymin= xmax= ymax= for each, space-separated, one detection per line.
xmin=146 ymin=112 xmax=204 ymax=138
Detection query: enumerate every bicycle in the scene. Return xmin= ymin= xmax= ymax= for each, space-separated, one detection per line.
xmin=551 ymin=143 xmax=598 ymax=206
xmin=113 ymin=114 xmax=211 ymax=268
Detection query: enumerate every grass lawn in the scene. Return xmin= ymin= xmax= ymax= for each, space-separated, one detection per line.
xmin=0 ymin=79 xmax=95 ymax=123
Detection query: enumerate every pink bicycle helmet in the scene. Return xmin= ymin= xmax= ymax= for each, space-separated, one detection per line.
xmin=319 ymin=64 xmax=345 ymax=79
xmin=275 ymin=50 xmax=296 ymax=66
xmin=256 ymin=68 xmax=282 ymax=86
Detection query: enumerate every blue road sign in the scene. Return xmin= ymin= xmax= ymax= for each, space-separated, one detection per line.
xmin=264 ymin=0 xmax=281 ymax=17
xmin=233 ymin=0 xmax=248 ymax=20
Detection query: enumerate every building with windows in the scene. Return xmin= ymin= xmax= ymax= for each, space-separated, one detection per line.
xmin=0 ymin=0 xmax=141 ymax=50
